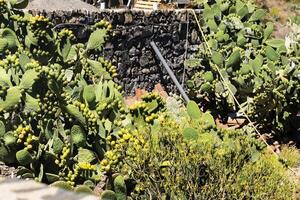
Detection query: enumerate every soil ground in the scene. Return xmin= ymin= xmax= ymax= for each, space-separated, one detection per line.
xmin=256 ymin=0 xmax=300 ymax=38
xmin=0 ymin=162 xmax=17 ymax=179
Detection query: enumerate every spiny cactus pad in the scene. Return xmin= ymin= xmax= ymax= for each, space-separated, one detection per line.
xmin=51 ymin=181 xmax=73 ymax=190
xmin=16 ymin=149 xmax=32 ymax=165
xmin=83 ymin=85 xmax=96 ymax=105
xmin=0 ymin=121 xmax=5 ymax=137
xmin=74 ymin=185 xmax=93 ymax=194
xmin=0 ymin=145 xmax=15 ymax=164
xmin=183 ymin=127 xmax=199 ymax=141
xmin=71 ymin=125 xmax=86 ymax=147
xmin=187 ymin=101 xmax=201 ymax=120
xmin=0 ymin=86 xmax=22 ymax=111
xmin=9 ymin=0 xmax=29 ymax=9
xmin=3 ymin=133 xmax=17 ymax=147
xmin=114 ymin=175 xmax=127 ymax=200
xmin=101 ymin=190 xmax=117 ymax=200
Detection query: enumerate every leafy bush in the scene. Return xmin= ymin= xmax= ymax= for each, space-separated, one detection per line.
xmin=186 ymin=0 xmax=300 ymax=134
xmin=280 ymin=145 xmax=300 ymax=167
xmin=104 ymin=99 xmax=296 ymax=199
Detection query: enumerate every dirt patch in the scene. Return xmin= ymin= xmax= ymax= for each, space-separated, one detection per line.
xmin=0 ymin=162 xmax=17 ymax=179
xmin=257 ymin=0 xmax=300 ymax=38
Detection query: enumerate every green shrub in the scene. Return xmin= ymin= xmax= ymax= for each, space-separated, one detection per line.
xmin=187 ymin=0 xmax=300 ymax=134
xmin=280 ymin=145 xmax=300 ymax=167
xmin=104 ymin=99 xmax=297 ymax=199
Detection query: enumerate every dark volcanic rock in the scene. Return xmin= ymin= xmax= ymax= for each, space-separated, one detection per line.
xmin=29 ymin=9 xmax=201 ymax=94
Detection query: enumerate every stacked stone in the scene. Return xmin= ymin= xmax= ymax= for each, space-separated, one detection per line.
xmin=29 ymin=9 xmax=202 ymax=95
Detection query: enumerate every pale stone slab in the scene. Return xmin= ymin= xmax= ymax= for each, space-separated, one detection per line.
xmin=0 ymin=179 xmax=98 ymax=200
xmin=26 ymin=0 xmax=100 ymax=12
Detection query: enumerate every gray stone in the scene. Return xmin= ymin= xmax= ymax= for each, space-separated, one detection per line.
xmin=26 ymin=0 xmax=99 ymax=12
xmin=124 ymin=13 xmax=133 ymax=24
xmin=190 ymin=29 xmax=198 ymax=44
xmin=129 ymin=46 xmax=139 ymax=56
xmin=27 ymin=9 xmax=202 ymax=94
xmin=139 ymin=56 xmax=149 ymax=67
xmin=177 ymin=12 xmax=188 ymax=22
xmin=141 ymin=68 xmax=150 ymax=74
xmin=0 ymin=178 xmax=97 ymax=200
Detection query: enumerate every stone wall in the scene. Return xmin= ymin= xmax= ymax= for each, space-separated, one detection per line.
xmin=29 ymin=9 xmax=202 ymax=95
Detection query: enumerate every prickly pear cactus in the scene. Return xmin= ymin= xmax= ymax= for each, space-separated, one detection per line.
xmin=0 ymin=0 xmax=129 ymax=194
xmin=187 ymin=0 xmax=300 ymax=134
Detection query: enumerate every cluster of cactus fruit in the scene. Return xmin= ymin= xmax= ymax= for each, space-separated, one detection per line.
xmin=187 ymin=0 xmax=300 ymax=134
xmin=129 ymin=93 xmax=165 ymax=123
xmin=0 ymin=0 xmax=131 ymax=198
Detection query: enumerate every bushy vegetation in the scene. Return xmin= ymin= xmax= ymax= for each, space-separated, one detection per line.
xmin=187 ymin=0 xmax=300 ymax=134
xmin=280 ymin=145 xmax=300 ymax=167
xmin=0 ymin=0 xmax=298 ymax=199
xmin=104 ymin=99 xmax=296 ymax=199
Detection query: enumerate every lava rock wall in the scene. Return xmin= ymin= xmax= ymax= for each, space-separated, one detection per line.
xmin=29 ymin=9 xmax=202 ymax=95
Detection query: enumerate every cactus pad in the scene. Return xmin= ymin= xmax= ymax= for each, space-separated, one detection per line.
xmin=45 ymin=173 xmax=60 ymax=183
xmin=101 ymin=190 xmax=117 ymax=200
xmin=183 ymin=127 xmax=199 ymax=141
xmin=187 ymin=101 xmax=201 ymax=120
xmin=9 ymin=0 xmax=29 ymax=9
xmin=0 ymin=28 xmax=19 ymax=49
xmin=74 ymin=185 xmax=93 ymax=194
xmin=0 ymin=145 xmax=15 ymax=164
xmin=0 ymin=86 xmax=22 ymax=111
xmin=65 ymin=104 xmax=86 ymax=125
xmin=51 ymin=181 xmax=73 ymax=190
xmin=0 ymin=121 xmax=5 ymax=137
xmin=71 ymin=125 xmax=86 ymax=147
xmin=20 ymin=69 xmax=39 ymax=90
xmin=3 ymin=133 xmax=17 ymax=147
xmin=16 ymin=149 xmax=32 ymax=165
xmin=114 ymin=175 xmax=127 ymax=200
xmin=83 ymin=85 xmax=96 ymax=105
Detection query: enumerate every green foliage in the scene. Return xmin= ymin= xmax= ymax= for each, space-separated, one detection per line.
xmin=187 ymin=100 xmax=201 ymax=119
xmin=187 ymin=0 xmax=300 ymax=134
xmin=129 ymin=92 xmax=166 ymax=123
xmin=74 ymin=185 xmax=94 ymax=194
xmin=3 ymin=132 xmax=17 ymax=146
xmin=114 ymin=175 xmax=127 ymax=200
xmin=71 ymin=125 xmax=86 ymax=147
xmin=280 ymin=145 xmax=300 ymax=167
xmin=183 ymin=127 xmax=199 ymax=140
xmin=16 ymin=149 xmax=32 ymax=165
xmin=0 ymin=144 xmax=15 ymax=163
xmin=101 ymin=190 xmax=117 ymax=200
xmin=0 ymin=0 xmax=128 ymax=194
xmin=51 ymin=181 xmax=73 ymax=191
xmin=104 ymin=98 xmax=296 ymax=199
xmin=0 ymin=1 xmax=298 ymax=199
xmin=0 ymin=121 xmax=5 ymax=137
